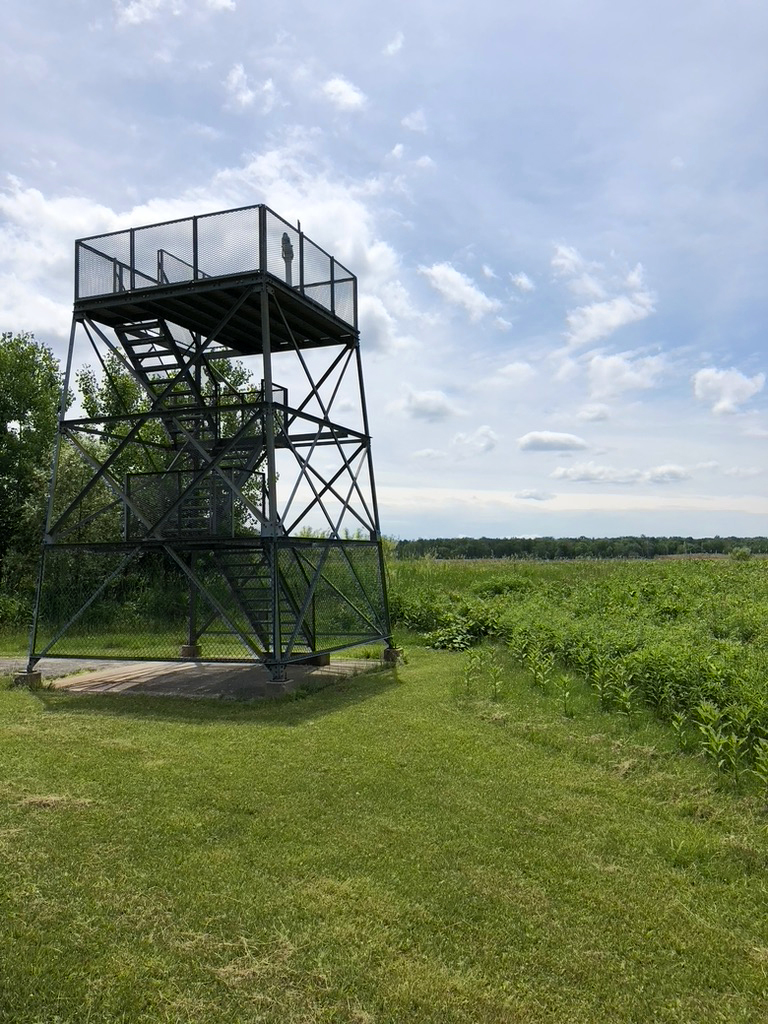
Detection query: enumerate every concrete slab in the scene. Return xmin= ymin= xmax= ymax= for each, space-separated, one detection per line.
xmin=0 ymin=656 xmax=385 ymax=700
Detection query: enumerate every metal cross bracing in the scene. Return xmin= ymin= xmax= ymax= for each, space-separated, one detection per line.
xmin=28 ymin=205 xmax=393 ymax=680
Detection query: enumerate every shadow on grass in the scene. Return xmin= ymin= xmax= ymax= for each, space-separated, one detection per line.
xmin=33 ymin=666 xmax=401 ymax=727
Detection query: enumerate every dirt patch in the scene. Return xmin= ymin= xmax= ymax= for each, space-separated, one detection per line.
xmin=15 ymin=794 xmax=94 ymax=811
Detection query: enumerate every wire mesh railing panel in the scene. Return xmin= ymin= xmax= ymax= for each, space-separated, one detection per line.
xmin=196 ymin=207 xmax=260 ymax=278
xmin=133 ymin=220 xmax=195 ymax=287
xmin=76 ymin=232 xmax=131 ymax=298
xmin=125 ymin=471 xmax=240 ymax=540
xmin=333 ymin=277 xmax=355 ymax=327
xmin=33 ymin=549 xmax=190 ymax=660
xmin=301 ymin=237 xmax=333 ymax=312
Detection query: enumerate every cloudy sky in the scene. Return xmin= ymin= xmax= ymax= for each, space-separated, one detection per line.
xmin=1 ymin=0 xmax=767 ymax=538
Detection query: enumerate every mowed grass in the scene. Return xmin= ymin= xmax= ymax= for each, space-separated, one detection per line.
xmin=2 ymin=648 xmax=768 ymax=1023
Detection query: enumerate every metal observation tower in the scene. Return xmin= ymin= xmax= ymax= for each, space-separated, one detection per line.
xmin=28 ymin=204 xmax=393 ymax=679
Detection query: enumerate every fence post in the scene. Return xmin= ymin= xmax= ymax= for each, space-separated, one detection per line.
xmin=192 ymin=216 xmax=198 ymax=280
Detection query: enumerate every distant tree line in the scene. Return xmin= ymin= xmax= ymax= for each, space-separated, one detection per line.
xmin=394 ymin=536 xmax=768 ymax=561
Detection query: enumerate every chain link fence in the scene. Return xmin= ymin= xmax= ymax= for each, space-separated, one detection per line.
xmin=32 ymin=539 xmax=389 ymax=664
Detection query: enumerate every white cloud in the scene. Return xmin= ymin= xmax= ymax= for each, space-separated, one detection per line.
xmin=554 ymin=246 xmax=655 ymax=347
xmin=389 ymin=143 xmax=404 ymax=160
xmin=322 ymin=76 xmax=367 ymax=111
xmin=401 ymin=109 xmax=427 ymax=132
xmin=515 ymin=490 xmax=555 ymax=501
xmin=551 ymin=244 xmax=585 ymax=278
xmin=115 ymin=0 xmax=175 ymax=25
xmin=723 ymin=466 xmax=763 ymax=478
xmin=260 ymin=79 xmax=277 ymax=114
xmin=412 ymin=448 xmax=447 ymax=460
xmin=394 ymin=386 xmax=462 ymax=421
xmin=553 ymin=355 xmax=579 ymax=382
xmin=577 ymin=403 xmax=610 ymax=421
xmin=551 ymin=463 xmax=641 ymax=484
xmin=510 ymin=271 xmax=535 ymax=292
xmin=415 ymin=155 xmax=435 ymax=169
xmin=588 ymin=352 xmax=664 ymax=397
xmin=224 ymin=64 xmax=254 ymax=109
xmin=115 ymin=0 xmax=233 ymax=25
xmin=357 ymin=293 xmax=405 ymax=352
xmin=551 ymin=244 xmax=605 ymax=299
xmin=482 ymin=265 xmax=497 ymax=279
xmin=186 ymin=122 xmax=222 ymax=140
xmin=383 ymin=32 xmax=404 ymax=56
xmin=452 ymin=425 xmax=499 ymax=457
xmin=567 ymin=291 xmax=655 ymax=348
xmin=0 ymin=274 xmax=72 ymax=337
xmin=518 ymin=431 xmax=589 ymax=452
xmin=419 ymin=262 xmax=501 ymax=321
xmin=551 ymin=462 xmax=690 ymax=485
xmin=646 ymin=464 xmax=690 ymax=483
xmin=497 ymin=361 xmax=536 ymax=385
xmin=493 ymin=317 xmax=512 ymax=331
xmin=692 ymin=367 xmax=765 ymax=414
xmin=625 ymin=263 xmax=645 ymax=290
xmin=223 ymin=68 xmax=275 ymax=113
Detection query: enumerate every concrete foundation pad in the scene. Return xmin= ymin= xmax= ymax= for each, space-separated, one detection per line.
xmin=12 ymin=671 xmax=42 ymax=689
xmin=1 ymin=656 xmax=387 ymax=701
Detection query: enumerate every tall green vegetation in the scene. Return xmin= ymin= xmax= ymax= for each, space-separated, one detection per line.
xmin=0 ymin=332 xmax=61 ymax=620
xmin=389 ymin=557 xmax=768 ymax=787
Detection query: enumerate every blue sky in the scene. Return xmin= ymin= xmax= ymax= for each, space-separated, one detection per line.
xmin=1 ymin=0 xmax=766 ymax=538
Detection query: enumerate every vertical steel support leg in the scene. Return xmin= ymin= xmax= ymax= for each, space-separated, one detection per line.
xmin=353 ymin=342 xmax=395 ymax=649
xmin=259 ymin=286 xmax=286 ymax=680
xmin=27 ymin=315 xmax=80 ymax=671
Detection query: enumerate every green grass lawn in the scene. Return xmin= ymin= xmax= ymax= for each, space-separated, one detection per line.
xmin=2 ymin=645 xmax=768 ymax=1023
xmin=0 ymin=630 xmax=27 ymax=657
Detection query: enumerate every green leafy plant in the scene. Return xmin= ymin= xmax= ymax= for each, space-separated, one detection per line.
xmin=612 ymin=668 xmax=640 ymax=729
xmin=461 ymin=648 xmax=487 ymax=698
xmin=750 ymin=738 xmax=768 ymax=804
xmin=424 ymin=617 xmax=473 ymax=651
xmin=526 ymin=642 xmax=554 ymax=693
xmin=487 ymin=649 xmax=504 ymax=702
xmin=671 ymin=711 xmax=690 ymax=751
xmin=554 ymin=672 xmax=574 ymax=718
xmin=590 ymin=653 xmax=614 ymax=711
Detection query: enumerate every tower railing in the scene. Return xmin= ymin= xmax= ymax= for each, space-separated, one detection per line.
xmin=75 ymin=204 xmax=357 ymax=330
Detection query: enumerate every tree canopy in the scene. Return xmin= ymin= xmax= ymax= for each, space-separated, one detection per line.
xmin=0 ymin=331 xmax=61 ymax=591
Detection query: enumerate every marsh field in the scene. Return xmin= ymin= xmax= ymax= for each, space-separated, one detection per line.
xmin=2 ymin=555 xmax=768 ymax=1023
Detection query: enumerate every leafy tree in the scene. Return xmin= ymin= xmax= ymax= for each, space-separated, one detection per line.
xmin=0 ymin=332 xmax=61 ymax=593
xmin=73 ymin=352 xmax=264 ymax=536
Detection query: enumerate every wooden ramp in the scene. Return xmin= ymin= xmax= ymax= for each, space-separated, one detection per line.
xmin=3 ymin=658 xmax=381 ymax=700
